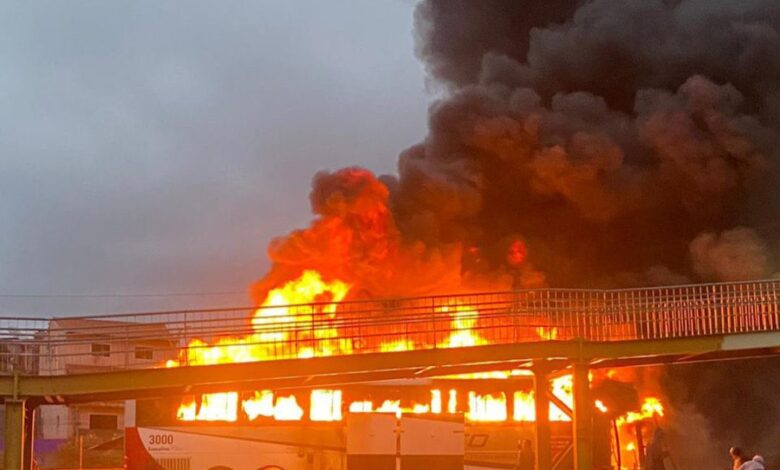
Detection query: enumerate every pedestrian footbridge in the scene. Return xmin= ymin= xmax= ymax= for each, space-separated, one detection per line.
xmin=1 ymin=279 xmax=779 ymax=470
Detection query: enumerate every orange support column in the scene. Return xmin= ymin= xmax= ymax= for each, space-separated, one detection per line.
xmin=573 ymin=362 xmax=593 ymax=470
xmin=3 ymin=399 xmax=30 ymax=470
xmin=533 ymin=368 xmax=552 ymax=470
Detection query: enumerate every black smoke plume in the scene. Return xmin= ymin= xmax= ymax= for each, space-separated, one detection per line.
xmin=257 ymin=0 xmax=780 ymax=460
xmin=397 ymin=0 xmax=780 ymax=289
xmin=405 ymin=0 xmax=780 ymax=460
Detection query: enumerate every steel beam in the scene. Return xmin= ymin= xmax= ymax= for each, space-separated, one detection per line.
xmin=533 ymin=366 xmax=552 ymax=470
xmin=3 ymin=399 xmax=28 ymax=470
xmin=22 ymin=403 xmax=35 ymax=470
xmin=1 ymin=334 xmax=776 ymax=405
xmin=3 ymin=341 xmax=581 ymax=400
xmin=548 ymin=390 xmax=573 ymax=419
xmin=572 ymin=362 xmax=593 ymax=470
xmin=584 ymin=336 xmax=725 ymax=359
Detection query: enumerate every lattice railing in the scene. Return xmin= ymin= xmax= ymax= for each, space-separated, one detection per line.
xmin=1 ymin=279 xmax=778 ymax=375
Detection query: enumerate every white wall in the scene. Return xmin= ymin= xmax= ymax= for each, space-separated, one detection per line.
xmin=38 ymin=405 xmax=70 ymax=440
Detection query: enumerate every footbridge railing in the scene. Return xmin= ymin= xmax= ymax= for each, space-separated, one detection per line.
xmin=1 ymin=279 xmax=779 ymax=375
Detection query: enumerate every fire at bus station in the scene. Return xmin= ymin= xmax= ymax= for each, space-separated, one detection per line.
xmin=2 ymin=278 xmax=780 ymax=470
xmin=3 ymin=1 xmax=780 ymax=470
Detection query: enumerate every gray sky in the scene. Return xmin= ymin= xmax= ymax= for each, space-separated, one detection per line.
xmin=0 ymin=1 xmax=429 ymax=316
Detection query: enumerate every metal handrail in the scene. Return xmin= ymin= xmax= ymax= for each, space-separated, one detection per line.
xmin=1 ymin=279 xmax=778 ymax=375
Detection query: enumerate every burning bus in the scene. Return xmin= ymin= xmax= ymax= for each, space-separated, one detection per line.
xmin=128 ymin=271 xmax=666 ymax=470
xmin=125 ymin=379 xmax=593 ymax=470
xmin=125 ymin=375 xmax=663 ymax=469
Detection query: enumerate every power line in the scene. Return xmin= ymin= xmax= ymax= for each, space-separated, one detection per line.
xmin=0 ymin=291 xmax=245 ymax=299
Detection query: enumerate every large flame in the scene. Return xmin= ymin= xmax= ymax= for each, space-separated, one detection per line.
xmin=241 ymin=391 xmax=274 ymax=421
xmin=616 ymin=397 xmax=664 ymax=425
xmin=168 ymin=270 xmax=351 ymax=369
xmin=172 ymin=271 xmax=350 ymax=420
xmin=310 ymin=389 xmax=343 ymax=422
xmin=596 ymin=395 xmax=665 ymax=470
xmin=467 ymin=391 xmax=507 ymax=422
xmin=170 ymin=273 xmax=511 ymax=420
xmin=170 ymin=267 xmax=666 ymax=465
xmin=176 ymin=393 xmax=238 ymax=422
xmin=439 ymin=303 xmax=487 ymax=348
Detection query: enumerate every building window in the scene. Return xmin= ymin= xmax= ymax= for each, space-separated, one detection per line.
xmin=91 ymin=343 xmax=110 ymax=357
xmin=134 ymin=346 xmax=153 ymax=360
xmin=89 ymin=414 xmax=118 ymax=430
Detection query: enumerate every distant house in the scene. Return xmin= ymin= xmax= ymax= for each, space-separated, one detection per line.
xmin=39 ymin=318 xmax=176 ymax=375
xmin=37 ymin=318 xmax=177 ymax=440
xmin=0 ymin=340 xmax=40 ymax=376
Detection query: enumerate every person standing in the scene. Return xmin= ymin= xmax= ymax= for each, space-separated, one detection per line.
xmin=515 ymin=439 xmax=535 ymax=470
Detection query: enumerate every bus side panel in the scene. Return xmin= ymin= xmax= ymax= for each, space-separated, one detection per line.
xmin=129 ymin=426 xmax=315 ymax=470
xmin=126 ymin=427 xmax=163 ymax=470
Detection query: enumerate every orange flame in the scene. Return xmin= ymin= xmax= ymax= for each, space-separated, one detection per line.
xmin=431 ymin=389 xmax=442 ymax=414
xmin=614 ymin=397 xmax=665 ymax=470
xmin=168 ymin=268 xmax=665 ymax=442
xmin=310 ymin=389 xmax=343 ymax=422
xmin=447 ymin=389 xmax=458 ymax=414
xmin=467 ymin=392 xmax=507 ymax=422
xmin=439 ymin=303 xmax=487 ymax=348
xmin=595 ymin=399 xmax=608 ymax=413
xmin=169 ymin=270 xmax=351 ymax=370
xmin=177 ymin=392 xmax=238 ymax=422
xmin=241 ymin=391 xmax=275 ymax=420
xmin=536 ymin=327 xmax=558 ymax=340
xmin=172 ymin=271 xmax=350 ymax=420
xmin=550 ymin=375 xmax=574 ymax=422
xmin=348 ymin=401 xmax=374 ymax=413
xmin=617 ymin=396 xmax=664 ymax=425
xmin=513 ymin=390 xmax=535 ymax=422
xmin=273 ymin=395 xmax=305 ymax=421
